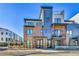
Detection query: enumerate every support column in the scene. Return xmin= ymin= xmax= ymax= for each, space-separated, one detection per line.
xmin=51 ymin=39 xmax=55 ymax=48
xmin=66 ymin=32 xmax=70 ymax=46
xmin=30 ymin=40 xmax=33 ymax=49
xmin=32 ymin=39 xmax=36 ymax=48
xmin=40 ymin=40 xmax=42 ymax=48
xmin=43 ymin=39 xmax=47 ymax=49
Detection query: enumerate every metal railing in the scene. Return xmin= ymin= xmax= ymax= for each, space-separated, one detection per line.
xmin=55 ymin=46 xmax=79 ymax=50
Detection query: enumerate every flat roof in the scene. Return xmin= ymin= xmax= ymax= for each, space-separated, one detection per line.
xmin=52 ymin=23 xmax=67 ymax=26
xmin=33 ymin=36 xmax=47 ymax=38
xmin=24 ymin=25 xmax=35 ymax=27
xmin=41 ymin=6 xmax=52 ymax=9
xmin=53 ymin=37 xmax=65 ymax=39
xmin=24 ymin=18 xmax=42 ymax=21
xmin=64 ymin=20 xmax=74 ymax=22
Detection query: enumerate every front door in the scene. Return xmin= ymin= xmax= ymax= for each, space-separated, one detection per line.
xmin=35 ymin=40 xmax=43 ymax=48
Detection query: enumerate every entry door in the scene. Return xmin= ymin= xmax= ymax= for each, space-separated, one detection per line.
xmin=39 ymin=40 xmax=43 ymax=48
xmin=36 ymin=40 xmax=39 ymax=48
xmin=36 ymin=40 xmax=43 ymax=48
xmin=57 ymin=40 xmax=61 ymax=46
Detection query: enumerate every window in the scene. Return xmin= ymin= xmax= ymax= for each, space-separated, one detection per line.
xmin=52 ymin=30 xmax=54 ymax=34
xmin=9 ymin=33 xmax=11 ymax=36
xmin=36 ymin=23 xmax=41 ymax=26
xmin=46 ymin=17 xmax=50 ymax=20
xmin=67 ymin=30 xmax=72 ymax=36
xmin=41 ymin=30 xmax=42 ymax=33
xmin=6 ymin=38 xmax=8 ymax=41
xmin=44 ymin=9 xmax=52 ymax=27
xmin=54 ymin=30 xmax=58 ymax=36
xmin=54 ymin=18 xmax=61 ymax=23
xmin=27 ymin=22 xmax=34 ymax=26
xmin=43 ymin=29 xmax=47 ymax=33
xmin=9 ymin=38 xmax=10 ymax=41
xmin=1 ymin=32 xmax=3 ymax=35
xmin=1 ymin=37 xmax=3 ymax=41
xmin=6 ymin=32 xmax=8 ymax=35
xmin=58 ymin=30 xmax=61 ymax=36
xmin=43 ymin=29 xmax=51 ymax=34
xmin=27 ymin=29 xmax=33 ymax=36
xmin=44 ymin=30 xmax=47 ymax=33
xmin=54 ymin=30 xmax=61 ymax=36
xmin=44 ymin=9 xmax=52 ymax=17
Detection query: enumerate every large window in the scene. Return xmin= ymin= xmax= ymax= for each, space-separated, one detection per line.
xmin=67 ymin=30 xmax=72 ymax=36
xmin=26 ymin=22 xmax=34 ymax=26
xmin=54 ymin=30 xmax=61 ymax=36
xmin=27 ymin=29 xmax=33 ymax=36
xmin=54 ymin=18 xmax=61 ymax=23
xmin=58 ymin=30 xmax=61 ymax=36
xmin=44 ymin=29 xmax=47 ymax=33
xmin=43 ymin=29 xmax=50 ymax=33
xmin=36 ymin=22 xmax=42 ymax=26
xmin=44 ymin=9 xmax=52 ymax=27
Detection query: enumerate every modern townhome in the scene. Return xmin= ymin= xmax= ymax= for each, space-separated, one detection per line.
xmin=24 ymin=6 xmax=79 ymax=49
xmin=66 ymin=13 xmax=79 ymax=46
xmin=0 ymin=28 xmax=23 ymax=48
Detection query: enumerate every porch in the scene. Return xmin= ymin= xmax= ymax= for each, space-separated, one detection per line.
xmin=33 ymin=36 xmax=48 ymax=49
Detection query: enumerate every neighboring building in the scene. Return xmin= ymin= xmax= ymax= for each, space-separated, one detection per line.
xmin=69 ymin=13 xmax=79 ymax=24
xmin=0 ymin=28 xmax=11 ymax=47
xmin=65 ymin=13 xmax=79 ymax=46
xmin=24 ymin=6 xmax=79 ymax=49
xmin=0 ymin=28 xmax=23 ymax=47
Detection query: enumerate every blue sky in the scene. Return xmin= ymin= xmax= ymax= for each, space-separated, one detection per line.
xmin=0 ymin=3 xmax=79 ymax=37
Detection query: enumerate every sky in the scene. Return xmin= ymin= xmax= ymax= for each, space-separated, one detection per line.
xmin=0 ymin=3 xmax=79 ymax=37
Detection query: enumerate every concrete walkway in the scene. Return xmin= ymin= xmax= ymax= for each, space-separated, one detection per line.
xmin=0 ymin=49 xmax=42 ymax=56
xmin=0 ymin=49 xmax=79 ymax=56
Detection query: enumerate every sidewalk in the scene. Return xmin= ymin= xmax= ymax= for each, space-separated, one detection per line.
xmin=0 ymin=49 xmax=42 ymax=56
xmin=0 ymin=49 xmax=79 ymax=56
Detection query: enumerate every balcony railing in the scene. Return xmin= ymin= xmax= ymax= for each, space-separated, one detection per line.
xmin=54 ymin=11 xmax=64 ymax=15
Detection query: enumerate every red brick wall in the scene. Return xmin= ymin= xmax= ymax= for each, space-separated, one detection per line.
xmin=23 ymin=26 xmax=34 ymax=48
xmin=23 ymin=27 xmax=27 ymax=48
xmin=33 ymin=26 xmax=42 ymax=37
xmin=23 ymin=26 xmax=43 ymax=48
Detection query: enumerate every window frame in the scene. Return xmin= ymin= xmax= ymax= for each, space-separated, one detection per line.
xmin=27 ymin=29 xmax=33 ymax=36
xmin=54 ymin=29 xmax=61 ymax=36
xmin=54 ymin=18 xmax=61 ymax=23
xmin=1 ymin=32 xmax=3 ymax=35
xmin=6 ymin=32 xmax=8 ymax=35
xmin=1 ymin=37 xmax=3 ymax=41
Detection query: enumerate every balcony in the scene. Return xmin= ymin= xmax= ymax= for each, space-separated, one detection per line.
xmin=51 ymin=34 xmax=65 ymax=40
xmin=54 ymin=11 xmax=64 ymax=15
